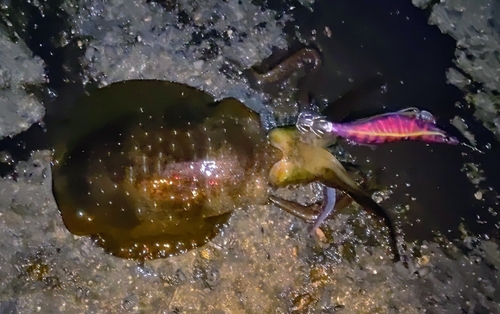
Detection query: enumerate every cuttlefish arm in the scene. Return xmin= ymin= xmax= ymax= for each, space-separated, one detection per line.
xmin=269 ymin=185 xmax=352 ymax=224
xmin=267 ymin=127 xmax=402 ymax=261
xmin=268 ymin=186 xmax=352 ymax=226
xmin=310 ymin=186 xmax=336 ymax=235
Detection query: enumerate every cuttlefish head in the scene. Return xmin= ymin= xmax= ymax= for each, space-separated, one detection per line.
xmin=267 ymin=126 xmax=402 ymax=263
xmin=267 ymin=127 xmax=359 ymax=192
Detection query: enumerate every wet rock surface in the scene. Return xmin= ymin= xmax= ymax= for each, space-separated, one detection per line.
xmin=0 ymin=0 xmax=498 ymax=313
xmin=0 ymin=33 xmax=45 ymax=139
xmin=415 ymin=0 xmax=500 ymax=140
xmin=64 ymin=0 xmax=289 ymax=113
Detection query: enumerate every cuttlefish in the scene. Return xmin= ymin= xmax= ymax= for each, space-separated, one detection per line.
xmin=51 ymin=53 xmax=399 ymax=261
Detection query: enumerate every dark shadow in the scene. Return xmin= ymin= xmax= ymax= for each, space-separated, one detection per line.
xmin=271 ymin=0 xmax=500 ymax=241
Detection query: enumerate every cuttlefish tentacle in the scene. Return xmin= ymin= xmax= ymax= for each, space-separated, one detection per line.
xmin=268 ymin=186 xmax=352 ymax=223
xmin=309 ymin=186 xmax=337 ymax=235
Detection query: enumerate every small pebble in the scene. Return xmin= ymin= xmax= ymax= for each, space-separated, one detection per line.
xmin=474 ymin=191 xmax=483 ymax=200
xmin=324 ymin=26 xmax=332 ymax=37
xmin=122 ymin=294 xmax=138 ymax=311
xmin=414 ymin=266 xmax=431 ymax=278
xmin=0 ymin=151 xmax=13 ymax=164
xmin=315 ymin=227 xmax=327 ymax=243
xmin=193 ymin=60 xmax=204 ymax=70
xmin=417 ymin=255 xmax=430 ymax=266
xmin=176 ymin=269 xmax=187 ymax=282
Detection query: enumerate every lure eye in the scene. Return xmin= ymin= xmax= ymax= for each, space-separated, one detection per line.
xmin=418 ymin=110 xmax=437 ymax=124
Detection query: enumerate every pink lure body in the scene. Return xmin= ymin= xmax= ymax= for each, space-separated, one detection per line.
xmin=329 ymin=111 xmax=459 ymax=145
xmin=297 ymin=108 xmax=459 ymax=145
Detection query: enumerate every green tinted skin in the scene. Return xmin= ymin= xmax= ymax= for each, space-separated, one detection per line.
xmin=247 ymin=49 xmax=400 ymax=259
xmin=52 ymin=80 xmax=281 ymax=260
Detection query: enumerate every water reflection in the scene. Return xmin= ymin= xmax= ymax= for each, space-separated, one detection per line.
xmin=286 ymin=0 xmax=500 ymax=241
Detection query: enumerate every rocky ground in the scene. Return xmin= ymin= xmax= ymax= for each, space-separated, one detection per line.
xmin=0 ymin=0 xmax=499 ymax=313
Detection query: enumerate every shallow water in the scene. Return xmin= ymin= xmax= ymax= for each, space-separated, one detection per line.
xmin=277 ymin=0 xmax=500 ymax=242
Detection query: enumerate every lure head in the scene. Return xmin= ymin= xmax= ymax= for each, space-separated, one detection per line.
xmin=296 ymin=111 xmax=333 ymax=137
